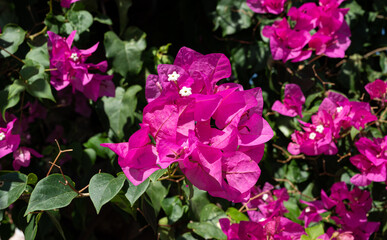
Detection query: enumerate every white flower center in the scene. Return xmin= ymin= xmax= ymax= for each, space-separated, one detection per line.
xmin=258 ymin=218 xmax=266 ymax=222
xmin=262 ymin=193 xmax=269 ymax=201
xmin=336 ymin=106 xmax=343 ymax=113
xmin=179 ymin=86 xmax=192 ymax=97
xmin=309 ymin=132 xmax=317 ymax=140
xmin=0 ymin=132 xmax=5 ymax=141
xmin=305 ymin=207 xmax=311 ymax=213
xmin=168 ymin=71 xmax=180 ymax=81
xmin=316 ymin=125 xmax=324 ymax=133
xmin=70 ymin=53 xmax=79 ymax=61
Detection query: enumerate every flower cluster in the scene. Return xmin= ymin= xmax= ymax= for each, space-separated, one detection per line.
xmin=220 ymin=183 xmax=305 ymax=239
xmin=48 ymin=30 xmax=115 ymax=101
xmin=288 ymin=91 xmax=377 ymax=156
xmin=246 ymin=0 xmax=286 ymax=15
xmin=365 ymin=79 xmax=387 ymax=102
xmin=262 ymin=0 xmax=351 ymax=62
xmin=0 ymin=113 xmax=42 ymax=170
xmin=300 ymin=182 xmax=380 ymax=240
xmin=102 ymin=47 xmax=273 ymax=202
xmin=350 ymin=136 xmax=387 ymax=186
xmin=272 ymin=83 xmax=305 ymax=118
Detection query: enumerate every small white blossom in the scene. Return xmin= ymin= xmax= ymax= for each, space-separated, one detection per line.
xmin=168 ymin=71 xmax=180 ymax=81
xmin=70 ymin=53 xmax=79 ymax=61
xmin=262 ymin=193 xmax=269 ymax=201
xmin=336 ymin=106 xmax=343 ymax=113
xmin=316 ymin=125 xmax=324 ymax=133
xmin=309 ymin=132 xmax=317 ymax=140
xmin=258 ymin=218 xmax=266 ymax=222
xmin=305 ymin=207 xmax=311 ymax=213
xmin=0 ymin=132 xmax=5 ymax=141
xmin=179 ymin=86 xmax=192 ymax=97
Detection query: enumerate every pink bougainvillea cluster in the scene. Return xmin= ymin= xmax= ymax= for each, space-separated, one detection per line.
xmin=251 ymin=0 xmax=351 ymax=62
xmin=285 ymin=89 xmax=377 ymax=156
xmin=220 ymin=182 xmax=379 ymax=240
xmin=47 ymin=30 xmax=115 ymax=101
xmin=300 ymin=182 xmax=380 ymax=240
xmin=0 ymin=113 xmax=42 ymax=171
xmin=102 ymin=47 xmax=273 ymax=202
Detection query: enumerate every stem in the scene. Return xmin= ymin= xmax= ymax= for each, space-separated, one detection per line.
xmin=0 ymin=46 xmax=25 ymax=64
xmin=29 ymin=26 xmax=47 ymax=41
xmin=46 ymin=139 xmax=73 ymax=177
xmin=363 ymin=46 xmax=387 ymax=59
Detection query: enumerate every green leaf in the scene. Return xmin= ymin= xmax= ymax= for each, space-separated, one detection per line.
xmin=146 ymin=181 xmax=168 ymax=216
xmin=226 ymin=207 xmax=249 ymax=223
xmin=176 ymin=232 xmax=198 ymax=240
xmin=212 ymin=0 xmax=252 ymax=36
xmin=94 ymin=15 xmax=113 ymax=25
xmin=89 ymin=173 xmax=126 ymax=214
xmin=0 ymin=80 xmax=25 ymax=120
xmin=200 ymin=203 xmax=227 ymax=226
xmin=189 ymin=187 xmax=210 ymax=221
xmin=149 ymin=169 xmax=167 ymax=182
xmin=125 ymin=178 xmax=150 ymax=206
xmin=24 ymin=213 xmax=39 ymax=240
xmin=67 ymin=10 xmax=93 ymax=35
xmin=46 ymin=210 xmax=66 ymax=240
xmin=25 ymin=174 xmax=78 ymax=216
xmin=20 ymin=60 xmax=55 ymax=101
xmin=284 ymin=160 xmax=310 ymax=184
xmin=114 ymin=0 xmax=132 ymax=34
xmin=101 ymin=86 xmax=142 ymax=139
xmin=83 ymin=133 xmax=114 ymax=159
xmin=104 ymin=31 xmax=146 ymax=76
xmin=187 ymin=222 xmax=226 ymax=240
xmin=0 ymin=172 xmax=28 ymax=210
xmin=27 ymin=173 xmax=38 ymax=186
xmin=110 ymin=191 xmax=136 ymax=217
xmin=161 ymin=196 xmax=185 ymax=223
xmin=0 ymin=24 xmax=26 ymax=58
xmin=25 ymin=44 xmax=50 ymax=68
xmin=305 ymin=223 xmax=325 ymax=239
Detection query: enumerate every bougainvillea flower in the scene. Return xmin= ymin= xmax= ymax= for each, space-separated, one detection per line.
xmin=246 ymin=0 xmax=286 ymax=15
xmin=0 ymin=118 xmax=20 ymax=159
xmin=61 ymin=0 xmax=80 ymax=8
xmin=47 ymin=30 xmax=114 ymax=101
xmin=288 ymin=3 xmax=321 ymax=31
xmin=298 ymin=200 xmax=326 ymax=227
xmin=103 ymin=47 xmax=273 ymax=202
xmin=272 ymin=83 xmax=305 ymax=117
xmin=12 ymin=147 xmax=43 ymax=170
xmin=219 ymin=218 xmax=265 ymax=239
xmin=365 ymin=79 xmax=387 ymax=101
xmin=262 ymin=18 xmax=312 ymax=62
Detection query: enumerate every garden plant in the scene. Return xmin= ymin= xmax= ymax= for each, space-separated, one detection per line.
xmin=0 ymin=0 xmax=386 ymax=239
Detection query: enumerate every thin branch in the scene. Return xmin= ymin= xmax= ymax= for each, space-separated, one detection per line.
xmin=364 ymin=46 xmax=387 ymax=59
xmin=274 ymin=178 xmax=316 ymax=200
xmin=46 ymin=139 xmax=73 ymax=177
xmin=273 ymin=143 xmax=305 ymax=163
xmin=0 ymin=46 xmax=25 ymax=64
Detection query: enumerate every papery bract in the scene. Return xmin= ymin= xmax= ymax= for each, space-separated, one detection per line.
xmin=272 ymin=83 xmax=305 ymax=117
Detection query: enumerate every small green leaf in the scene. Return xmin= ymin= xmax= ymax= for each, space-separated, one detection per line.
xmin=226 ymin=207 xmax=249 ymax=223
xmin=0 ymin=80 xmax=25 ymax=120
xmin=146 ymin=181 xmax=168 ymax=216
xmin=20 ymin=60 xmax=55 ymax=101
xmin=0 ymin=24 xmax=26 ymax=58
xmin=67 ymin=10 xmax=93 ymax=35
xmin=83 ymin=133 xmax=114 ymax=159
xmin=89 ymin=173 xmax=126 ymax=214
xmin=27 ymin=173 xmax=38 ymax=186
xmin=25 ymin=174 xmax=78 ymax=216
xmin=24 ymin=213 xmax=39 ymax=240
xmin=305 ymin=223 xmax=325 ymax=239
xmin=46 ymin=210 xmax=66 ymax=240
xmin=200 ymin=203 xmax=227 ymax=226
xmin=187 ymin=222 xmax=226 ymax=240
xmin=101 ymin=86 xmax=142 ymax=139
xmin=25 ymin=44 xmax=50 ymax=68
xmin=125 ymin=178 xmax=150 ymax=206
xmin=0 ymin=172 xmax=28 ymax=210
xmin=114 ymin=0 xmax=132 ymax=34
xmin=149 ymin=169 xmax=167 ymax=182
xmin=161 ymin=196 xmax=185 ymax=223
xmin=104 ymin=31 xmax=146 ymax=76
